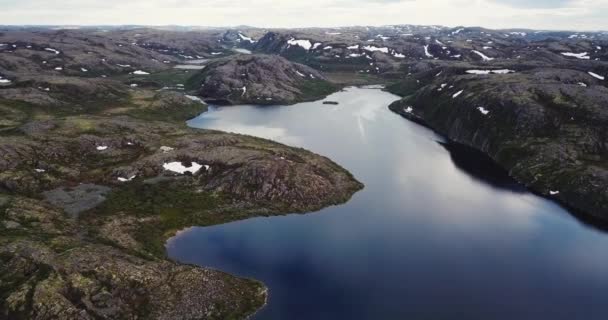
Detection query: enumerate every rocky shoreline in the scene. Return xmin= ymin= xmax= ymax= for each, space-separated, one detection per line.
xmin=0 ymin=112 xmax=362 ymax=319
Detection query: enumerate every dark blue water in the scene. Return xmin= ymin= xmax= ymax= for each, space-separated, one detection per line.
xmin=168 ymin=87 xmax=608 ymax=320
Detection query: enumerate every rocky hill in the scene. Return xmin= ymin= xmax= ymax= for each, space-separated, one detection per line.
xmin=188 ymin=54 xmax=336 ymax=105
xmin=388 ymin=64 xmax=608 ymax=219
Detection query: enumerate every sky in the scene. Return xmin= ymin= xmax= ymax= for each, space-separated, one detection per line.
xmin=0 ymin=0 xmax=607 ymax=31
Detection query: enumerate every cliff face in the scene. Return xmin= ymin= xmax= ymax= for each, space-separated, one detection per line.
xmin=389 ymin=67 xmax=608 ymax=218
xmin=187 ymin=54 xmax=336 ymax=105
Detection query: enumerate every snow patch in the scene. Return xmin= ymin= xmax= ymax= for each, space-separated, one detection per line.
xmin=117 ymin=175 xmax=136 ymax=182
xmin=588 ymin=71 xmax=605 ymax=80
xmin=163 ymin=162 xmax=204 ymax=175
xmin=561 ymin=52 xmax=590 ymax=60
xmin=185 ymin=95 xmax=205 ymax=103
xmin=423 ymin=45 xmax=433 ymax=58
xmin=287 ymin=38 xmax=313 ymax=50
xmin=238 ymin=33 xmax=255 ymax=43
xmin=452 ymin=90 xmax=464 ymax=98
xmin=466 ymin=69 xmax=514 ymax=75
xmin=132 ymin=70 xmax=150 ymax=75
xmin=472 ymin=50 xmax=494 ymax=61
xmin=477 ymin=107 xmax=490 ymax=115
xmin=362 ymin=46 xmax=389 ymax=53
xmin=96 ymin=146 xmax=108 ymax=151
xmin=45 ymin=48 xmax=60 ymax=55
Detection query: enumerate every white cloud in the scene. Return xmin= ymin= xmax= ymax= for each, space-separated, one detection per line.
xmin=0 ymin=0 xmax=607 ymax=30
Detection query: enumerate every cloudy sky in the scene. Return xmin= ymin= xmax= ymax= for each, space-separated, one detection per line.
xmin=0 ymin=0 xmax=607 ymax=31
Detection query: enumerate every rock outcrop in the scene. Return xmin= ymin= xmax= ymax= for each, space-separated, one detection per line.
xmin=188 ymin=54 xmax=336 ymax=105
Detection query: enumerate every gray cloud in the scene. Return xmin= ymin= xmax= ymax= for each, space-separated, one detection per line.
xmin=0 ymin=0 xmax=605 ymax=30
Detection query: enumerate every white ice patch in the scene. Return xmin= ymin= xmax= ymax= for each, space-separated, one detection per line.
xmin=477 ymin=107 xmax=490 ymax=115
xmin=435 ymin=39 xmax=445 ymax=46
xmin=348 ymin=53 xmax=363 ymax=58
xmin=117 ymin=64 xmax=131 ymax=68
xmin=163 ymin=161 xmax=204 ymax=175
xmin=362 ymin=46 xmax=389 ymax=53
xmin=550 ymin=190 xmax=560 ymax=195
xmin=312 ymin=43 xmax=322 ymax=50
xmin=452 ymin=90 xmax=464 ymax=98
xmin=211 ymin=52 xmax=222 ymax=55
xmin=588 ymin=71 xmax=605 ymax=80
xmin=472 ymin=50 xmax=494 ymax=61
xmin=35 ymin=169 xmax=46 ymax=173
xmin=45 ymin=48 xmax=60 ymax=55
xmin=160 ymin=146 xmax=174 ymax=153
xmin=241 ymin=86 xmax=247 ymax=96
xmin=561 ymin=52 xmax=590 ymax=60
xmin=130 ymin=84 xmax=138 ymax=87
xmin=393 ymin=53 xmax=405 ymax=58
xmin=287 ymin=38 xmax=313 ymax=50
xmin=347 ymin=44 xmax=360 ymax=50
xmin=323 ymin=46 xmax=333 ymax=50
xmin=404 ymin=106 xmax=413 ymax=113
xmin=423 ymin=45 xmax=433 ymax=58
xmin=81 ymin=68 xmax=88 ymax=72
xmin=578 ymin=82 xmax=588 ymax=87
xmin=54 ymin=67 xmax=63 ymax=71
xmin=96 ymin=146 xmax=108 ymax=151
xmin=132 ymin=70 xmax=150 ymax=75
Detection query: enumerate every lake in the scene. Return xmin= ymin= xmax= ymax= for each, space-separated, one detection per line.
xmin=167 ymin=87 xmax=608 ymax=320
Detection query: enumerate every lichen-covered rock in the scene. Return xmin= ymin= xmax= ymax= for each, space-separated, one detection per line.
xmin=0 ymin=116 xmax=362 ymax=319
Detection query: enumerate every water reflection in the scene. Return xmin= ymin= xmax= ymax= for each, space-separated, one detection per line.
xmin=170 ymin=87 xmax=608 ymax=320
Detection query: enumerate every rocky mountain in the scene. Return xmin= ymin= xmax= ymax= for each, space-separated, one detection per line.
xmin=188 ymin=54 xmax=336 ymax=105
